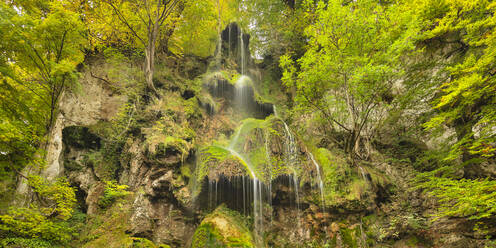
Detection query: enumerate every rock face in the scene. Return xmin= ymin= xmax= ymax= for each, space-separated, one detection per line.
xmin=15 ymin=57 xmax=127 ymax=201
xmin=219 ymin=22 xmax=252 ymax=74
xmin=51 ymin=24 xmax=394 ymax=247
xmin=22 ymin=23 xmax=493 ymax=248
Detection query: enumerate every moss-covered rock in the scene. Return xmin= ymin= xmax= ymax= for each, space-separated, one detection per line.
xmin=192 ymin=205 xmax=254 ymax=248
xmin=310 ymin=147 xmax=394 ymax=212
xmin=143 ymin=95 xmax=198 ymax=165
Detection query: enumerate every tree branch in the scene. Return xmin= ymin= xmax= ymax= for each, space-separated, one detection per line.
xmin=103 ymin=0 xmax=146 ymax=46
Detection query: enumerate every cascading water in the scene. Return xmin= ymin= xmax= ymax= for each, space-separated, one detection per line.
xmin=201 ymin=23 xmax=330 ymax=246
xmin=281 ymin=118 xmax=303 ymax=233
xmin=234 ymin=75 xmax=250 ymax=111
xmin=274 ymin=105 xmax=327 ymax=227
xmin=225 ymin=146 xmax=265 ymax=245
xmin=265 ymin=133 xmax=273 ymax=223
xmin=359 ymin=166 xmax=368 ymax=181
xmin=309 ymin=152 xmax=326 ymax=212
xmin=240 ymin=30 xmax=245 ymax=75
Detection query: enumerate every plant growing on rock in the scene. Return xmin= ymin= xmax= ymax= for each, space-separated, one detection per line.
xmin=98 ymin=181 xmax=130 ymax=209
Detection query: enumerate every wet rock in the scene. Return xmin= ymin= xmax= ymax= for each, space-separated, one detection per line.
xmin=191 ymin=205 xmax=254 ymax=248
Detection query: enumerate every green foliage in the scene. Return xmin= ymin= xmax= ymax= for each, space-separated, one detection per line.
xmin=102 ymin=47 xmax=146 ymax=98
xmin=0 ymin=237 xmax=53 ymax=248
xmin=240 ymin=0 xmax=310 ymax=59
xmin=0 ymin=176 xmax=76 ymax=243
xmin=0 ymin=0 xmax=86 ymax=129
xmin=280 ymin=0 xmax=416 ymax=156
xmin=87 ymin=102 xmax=140 ymax=180
xmin=169 ymin=0 xmax=218 ymax=57
xmin=419 ymin=0 xmax=496 ymax=161
xmin=26 ymin=176 xmax=76 ymax=219
xmin=98 ymin=181 xmax=130 ymax=209
xmin=417 ymin=175 xmax=496 ymax=220
xmin=0 ymin=0 xmax=85 ymax=182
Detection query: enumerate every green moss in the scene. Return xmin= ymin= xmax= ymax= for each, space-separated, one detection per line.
xmin=180 ymin=164 xmax=192 ymax=179
xmin=406 ymin=236 xmax=420 ymax=246
xmin=81 ymin=196 xmax=134 ymax=247
xmin=64 ymin=159 xmax=83 ymax=172
xmin=340 ymin=227 xmax=359 ymax=248
xmin=311 ymin=147 xmax=380 ymax=209
xmin=204 ymin=70 xmax=238 ymax=86
xmin=81 ymin=193 xmax=165 ymax=248
xmin=192 ymin=223 xmax=225 ymax=248
xmin=191 ymin=205 xmax=254 ymax=248
xmin=131 ymin=237 xmax=160 ymax=248
xmin=0 ymin=237 xmax=55 ymax=248
xmin=143 ymin=108 xmax=196 ymax=163
xmin=86 ymin=120 xmax=129 ymax=181
xmin=255 ymin=71 xmax=286 ymax=105
xmin=82 ymin=151 xmax=117 ymax=180
xmin=194 ymin=117 xmax=287 ymax=187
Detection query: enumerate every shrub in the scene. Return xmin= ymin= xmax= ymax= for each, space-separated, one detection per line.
xmin=98 ymin=181 xmax=130 ymax=209
xmin=0 ymin=176 xmax=77 ymax=243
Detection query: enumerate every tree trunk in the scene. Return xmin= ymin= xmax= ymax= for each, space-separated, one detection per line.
xmin=145 ymin=43 xmax=157 ymax=94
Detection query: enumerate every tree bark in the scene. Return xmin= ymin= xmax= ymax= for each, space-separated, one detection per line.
xmin=145 ymin=34 xmax=157 ymax=93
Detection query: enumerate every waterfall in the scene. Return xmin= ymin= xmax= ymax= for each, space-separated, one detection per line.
xmin=359 ymin=166 xmax=368 ymax=181
xmin=274 ymin=105 xmax=327 ymax=227
xmin=276 ymin=108 xmax=303 ymax=234
xmin=234 ymin=75 xmax=250 ymax=111
xmin=309 ymin=152 xmax=326 ymax=212
xmin=229 ymin=125 xmax=242 ymax=149
xmin=225 ymin=146 xmax=264 ymax=245
xmin=240 ymin=30 xmax=245 ymax=75
xmin=203 ymin=24 xmax=331 ymax=246
xmin=265 ymin=133 xmax=273 ymax=223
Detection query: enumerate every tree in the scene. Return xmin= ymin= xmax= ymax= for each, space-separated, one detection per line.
xmin=240 ymin=0 xmax=310 ymax=59
xmin=168 ymin=0 xmax=239 ymax=58
xmin=100 ymin=0 xmax=182 ymax=93
xmin=168 ymin=0 xmax=218 ymax=57
xmin=0 ymin=0 xmax=86 ymax=177
xmin=0 ymin=0 xmax=85 ymax=133
xmin=280 ymin=0 xmax=413 ymax=161
xmin=419 ymin=0 xmax=496 ymax=162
